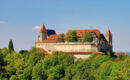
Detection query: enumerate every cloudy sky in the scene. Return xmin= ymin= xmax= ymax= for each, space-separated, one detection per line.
xmin=0 ymin=0 xmax=130 ymax=52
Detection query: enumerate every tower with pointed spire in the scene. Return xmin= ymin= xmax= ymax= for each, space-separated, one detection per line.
xmin=105 ymin=29 xmax=112 ymax=51
xmin=39 ymin=24 xmax=48 ymax=41
xmin=35 ymin=24 xmax=113 ymax=58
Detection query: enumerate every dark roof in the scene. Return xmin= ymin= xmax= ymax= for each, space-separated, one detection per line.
xmin=47 ymin=29 xmax=56 ymax=36
xmin=100 ymin=34 xmax=107 ymax=42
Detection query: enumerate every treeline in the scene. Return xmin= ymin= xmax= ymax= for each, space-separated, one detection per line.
xmin=0 ymin=47 xmax=129 ymax=80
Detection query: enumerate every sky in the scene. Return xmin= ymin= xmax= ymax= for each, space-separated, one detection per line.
xmin=0 ymin=0 xmax=130 ymax=52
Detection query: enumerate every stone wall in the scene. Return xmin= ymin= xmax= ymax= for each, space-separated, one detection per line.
xmin=35 ymin=43 xmax=55 ymax=53
xmin=35 ymin=42 xmax=108 ymax=59
xmin=53 ymin=42 xmax=98 ymax=52
xmin=35 ymin=42 xmax=98 ymax=53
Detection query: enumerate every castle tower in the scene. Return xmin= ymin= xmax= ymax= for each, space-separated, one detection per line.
xmin=105 ymin=29 xmax=113 ymax=51
xmin=105 ymin=29 xmax=112 ymax=44
xmin=39 ymin=24 xmax=47 ymax=42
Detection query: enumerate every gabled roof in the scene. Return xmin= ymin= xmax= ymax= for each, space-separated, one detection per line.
xmin=38 ymin=48 xmax=49 ymax=55
xmin=105 ymin=29 xmax=112 ymax=37
xmin=64 ymin=29 xmax=101 ymax=39
xmin=43 ymin=35 xmax=62 ymax=43
xmin=40 ymin=24 xmax=47 ymax=33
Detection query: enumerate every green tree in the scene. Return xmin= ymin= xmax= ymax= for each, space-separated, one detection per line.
xmin=19 ymin=50 xmax=29 ymax=54
xmin=8 ymin=40 xmax=14 ymax=52
xmin=111 ymin=56 xmax=130 ymax=80
xmin=67 ymin=31 xmax=78 ymax=42
xmin=106 ymin=50 xmax=113 ymax=57
xmin=71 ymin=55 xmax=97 ymax=80
xmin=83 ymin=33 xmax=93 ymax=42
xmin=27 ymin=47 xmax=45 ymax=67
xmin=19 ymin=67 xmax=32 ymax=80
xmin=10 ymin=75 xmax=18 ymax=80
xmin=97 ymin=61 xmax=122 ymax=80
xmin=47 ymin=65 xmax=64 ymax=80
xmin=32 ymin=63 xmax=46 ymax=80
xmin=59 ymin=33 xmax=65 ymax=38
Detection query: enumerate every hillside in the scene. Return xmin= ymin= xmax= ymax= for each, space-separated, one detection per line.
xmin=0 ymin=47 xmax=129 ymax=80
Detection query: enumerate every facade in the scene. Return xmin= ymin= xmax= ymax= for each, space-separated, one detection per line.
xmin=35 ymin=24 xmax=113 ymax=59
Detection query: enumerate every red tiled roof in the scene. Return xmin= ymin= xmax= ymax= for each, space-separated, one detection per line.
xmin=64 ymin=29 xmax=101 ymax=39
xmin=114 ymin=52 xmax=125 ymax=57
xmin=105 ymin=29 xmax=112 ymax=37
xmin=38 ymin=48 xmax=49 ymax=55
xmin=47 ymin=35 xmax=61 ymax=40
xmin=43 ymin=35 xmax=62 ymax=43
xmin=40 ymin=24 xmax=47 ymax=33
xmin=43 ymin=40 xmax=57 ymax=43
xmin=67 ymin=52 xmax=104 ymax=54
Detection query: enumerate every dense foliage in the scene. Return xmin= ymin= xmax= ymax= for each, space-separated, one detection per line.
xmin=59 ymin=33 xmax=65 ymax=38
xmin=66 ymin=31 xmax=78 ymax=42
xmin=83 ymin=33 xmax=93 ymax=42
xmin=0 ymin=47 xmax=129 ymax=80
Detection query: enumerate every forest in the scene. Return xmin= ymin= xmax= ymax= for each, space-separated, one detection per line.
xmin=0 ymin=40 xmax=129 ymax=80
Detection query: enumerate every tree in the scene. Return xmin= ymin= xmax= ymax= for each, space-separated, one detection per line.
xmin=106 ymin=50 xmax=113 ymax=57
xmin=97 ymin=61 xmax=122 ymax=80
xmin=47 ymin=65 xmax=64 ymax=80
xmin=59 ymin=33 xmax=65 ymax=38
xmin=10 ymin=75 xmax=18 ymax=80
xmin=112 ymin=56 xmax=130 ymax=80
xmin=19 ymin=50 xmax=29 ymax=54
xmin=19 ymin=67 xmax=32 ymax=80
xmin=66 ymin=31 xmax=78 ymax=42
xmin=27 ymin=47 xmax=45 ymax=67
xmin=59 ymin=33 xmax=65 ymax=42
xmin=83 ymin=33 xmax=93 ymax=42
xmin=8 ymin=40 xmax=14 ymax=52
xmin=32 ymin=63 xmax=46 ymax=80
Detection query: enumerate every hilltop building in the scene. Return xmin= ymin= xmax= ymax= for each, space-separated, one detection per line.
xmin=35 ymin=24 xmax=112 ymax=59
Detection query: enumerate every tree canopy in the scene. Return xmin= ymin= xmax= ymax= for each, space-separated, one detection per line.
xmin=66 ymin=31 xmax=78 ymax=42
xmin=83 ymin=33 xmax=93 ymax=42
xmin=0 ymin=47 xmax=129 ymax=80
xmin=59 ymin=33 xmax=65 ymax=38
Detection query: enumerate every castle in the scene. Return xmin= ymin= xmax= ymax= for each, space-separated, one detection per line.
xmin=35 ymin=24 xmax=112 ymax=59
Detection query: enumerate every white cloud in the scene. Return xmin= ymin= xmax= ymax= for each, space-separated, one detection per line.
xmin=0 ymin=21 xmax=8 ymax=24
xmin=33 ymin=26 xmax=41 ymax=29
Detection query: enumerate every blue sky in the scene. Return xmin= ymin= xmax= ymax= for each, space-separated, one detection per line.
xmin=0 ymin=0 xmax=130 ymax=52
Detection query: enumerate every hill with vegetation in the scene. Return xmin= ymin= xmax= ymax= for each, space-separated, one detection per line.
xmin=0 ymin=40 xmax=129 ymax=80
xmin=0 ymin=47 xmax=129 ymax=80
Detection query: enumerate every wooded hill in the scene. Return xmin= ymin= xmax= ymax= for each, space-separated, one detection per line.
xmin=0 ymin=47 xmax=129 ymax=80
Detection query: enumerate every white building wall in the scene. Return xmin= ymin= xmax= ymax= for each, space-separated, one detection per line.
xmin=73 ymin=54 xmax=91 ymax=60
xmin=35 ymin=42 xmax=98 ymax=53
xmin=53 ymin=43 xmax=98 ymax=52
